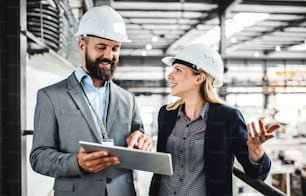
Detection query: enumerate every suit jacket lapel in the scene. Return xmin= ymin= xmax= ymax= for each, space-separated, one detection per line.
xmin=67 ymin=73 xmax=101 ymax=142
xmin=105 ymin=80 xmax=119 ymax=135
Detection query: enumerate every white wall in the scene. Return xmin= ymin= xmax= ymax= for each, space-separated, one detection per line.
xmin=26 ymin=53 xmax=74 ymax=196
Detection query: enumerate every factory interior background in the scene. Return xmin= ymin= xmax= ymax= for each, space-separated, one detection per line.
xmin=1 ymin=0 xmax=306 ymax=195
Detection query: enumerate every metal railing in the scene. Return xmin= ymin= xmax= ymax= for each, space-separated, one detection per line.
xmin=233 ymin=166 xmax=286 ymax=196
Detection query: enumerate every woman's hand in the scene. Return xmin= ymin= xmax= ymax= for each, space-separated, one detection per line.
xmin=247 ymin=119 xmax=280 ymax=162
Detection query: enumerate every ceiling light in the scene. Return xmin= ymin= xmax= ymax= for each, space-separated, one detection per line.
xmin=233 ymin=13 xmax=269 ymax=25
xmin=226 ymin=13 xmax=269 ymax=37
xmin=275 ymin=46 xmax=281 ymax=51
xmin=191 ymin=12 xmax=269 ymax=47
xmin=254 ymin=52 xmax=260 ymax=57
xmin=141 ymin=50 xmax=147 ymax=56
xmin=145 ymin=44 xmax=152 ymax=50
xmin=230 ymin=37 xmax=237 ymax=43
xmin=152 ymin=36 xmax=158 ymax=42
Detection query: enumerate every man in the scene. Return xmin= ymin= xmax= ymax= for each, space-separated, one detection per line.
xmin=30 ymin=5 xmax=152 ymax=196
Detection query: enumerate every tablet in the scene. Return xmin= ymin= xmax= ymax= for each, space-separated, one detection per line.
xmin=79 ymin=141 xmax=173 ymax=175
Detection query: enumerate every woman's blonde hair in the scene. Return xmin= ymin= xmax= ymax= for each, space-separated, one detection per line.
xmin=166 ymin=70 xmax=225 ymax=111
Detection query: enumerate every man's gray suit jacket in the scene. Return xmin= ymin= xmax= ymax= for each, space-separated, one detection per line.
xmin=30 ymin=73 xmax=144 ymax=196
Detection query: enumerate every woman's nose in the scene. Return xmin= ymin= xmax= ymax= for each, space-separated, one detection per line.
xmin=167 ymin=72 xmax=173 ymax=80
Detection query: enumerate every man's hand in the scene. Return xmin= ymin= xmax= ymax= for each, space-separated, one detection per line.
xmin=247 ymin=119 xmax=280 ymax=162
xmin=126 ymin=130 xmax=152 ymax=151
xmin=77 ymin=147 xmax=120 ymax=173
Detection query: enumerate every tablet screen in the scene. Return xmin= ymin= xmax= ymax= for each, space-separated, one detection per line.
xmin=79 ymin=141 xmax=173 ymax=175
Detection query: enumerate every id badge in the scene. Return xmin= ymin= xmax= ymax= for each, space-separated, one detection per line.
xmin=102 ymin=139 xmax=114 ymax=146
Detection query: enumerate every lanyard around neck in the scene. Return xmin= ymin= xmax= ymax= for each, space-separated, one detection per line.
xmin=80 ymin=82 xmax=110 ymax=140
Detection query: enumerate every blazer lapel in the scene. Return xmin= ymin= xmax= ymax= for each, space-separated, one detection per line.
xmin=67 ymin=73 xmax=101 ymax=143
xmin=105 ymin=80 xmax=119 ymax=135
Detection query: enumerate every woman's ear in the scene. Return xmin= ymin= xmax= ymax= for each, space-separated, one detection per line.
xmin=195 ymin=73 xmax=206 ymax=84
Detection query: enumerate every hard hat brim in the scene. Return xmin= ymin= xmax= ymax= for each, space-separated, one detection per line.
xmin=162 ymin=56 xmax=176 ymax=66
xmin=162 ymin=56 xmax=223 ymax=88
xmin=74 ymin=33 xmax=131 ymax=43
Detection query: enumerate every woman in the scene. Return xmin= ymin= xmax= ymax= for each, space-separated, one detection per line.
xmin=149 ymin=43 xmax=280 ymax=196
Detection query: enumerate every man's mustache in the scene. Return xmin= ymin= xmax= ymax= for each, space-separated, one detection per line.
xmin=96 ymin=58 xmax=115 ymax=65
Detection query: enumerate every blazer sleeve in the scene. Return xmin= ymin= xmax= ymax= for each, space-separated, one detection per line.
xmin=29 ymin=89 xmax=83 ymax=178
xmin=231 ymin=108 xmax=271 ymax=180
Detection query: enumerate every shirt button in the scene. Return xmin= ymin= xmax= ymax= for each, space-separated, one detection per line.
xmin=180 ymin=178 xmax=183 ymax=182
xmin=106 ymin=178 xmax=112 ymax=183
xmin=181 ymin=165 xmax=184 ymax=168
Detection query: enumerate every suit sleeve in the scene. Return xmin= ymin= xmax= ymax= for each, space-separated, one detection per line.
xmin=29 ymin=89 xmax=83 ymax=178
xmin=130 ymin=95 xmax=144 ymax=133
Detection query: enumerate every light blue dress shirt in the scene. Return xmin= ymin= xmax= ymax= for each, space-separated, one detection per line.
xmin=74 ymin=66 xmax=108 ymax=141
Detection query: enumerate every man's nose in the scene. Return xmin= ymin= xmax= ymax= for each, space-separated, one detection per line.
xmin=102 ymin=48 xmax=113 ymax=60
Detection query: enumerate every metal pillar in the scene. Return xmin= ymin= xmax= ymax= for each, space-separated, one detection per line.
xmin=0 ymin=0 xmax=25 ymax=195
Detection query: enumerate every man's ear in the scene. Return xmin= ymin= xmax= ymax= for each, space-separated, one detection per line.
xmin=78 ymin=39 xmax=86 ymax=52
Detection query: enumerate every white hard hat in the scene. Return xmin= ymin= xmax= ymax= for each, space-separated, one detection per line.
xmin=75 ymin=5 xmax=130 ymax=42
xmin=162 ymin=43 xmax=224 ymax=87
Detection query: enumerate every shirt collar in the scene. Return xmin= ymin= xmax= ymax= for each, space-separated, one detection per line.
xmin=177 ymin=102 xmax=209 ymax=120
xmin=74 ymin=66 xmax=108 ymax=89
xmin=75 ymin=66 xmax=89 ymax=83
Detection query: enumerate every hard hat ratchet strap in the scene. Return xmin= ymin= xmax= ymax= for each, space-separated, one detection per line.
xmin=173 ymin=59 xmax=198 ymax=70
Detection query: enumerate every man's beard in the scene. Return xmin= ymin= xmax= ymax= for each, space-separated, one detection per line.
xmin=85 ymin=49 xmax=117 ymax=83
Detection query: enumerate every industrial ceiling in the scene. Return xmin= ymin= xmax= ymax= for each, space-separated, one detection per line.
xmin=26 ymin=0 xmax=306 ymax=95
xmin=67 ymin=0 xmax=306 ymax=58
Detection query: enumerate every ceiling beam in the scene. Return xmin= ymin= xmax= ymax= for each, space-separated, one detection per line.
xmin=164 ymin=0 xmax=239 ymax=53
xmin=242 ymin=0 xmax=306 ymax=7
xmin=119 ymin=55 xmax=306 ymax=67
xmin=263 ymin=40 xmax=306 ymax=55
xmin=84 ymin=0 xmax=94 ymax=10
xmin=227 ymin=17 xmax=306 ymax=53
xmin=113 ymin=0 xmax=214 ymax=2
xmin=164 ymin=7 xmax=219 ymax=52
xmin=93 ymin=0 xmax=112 ymax=6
